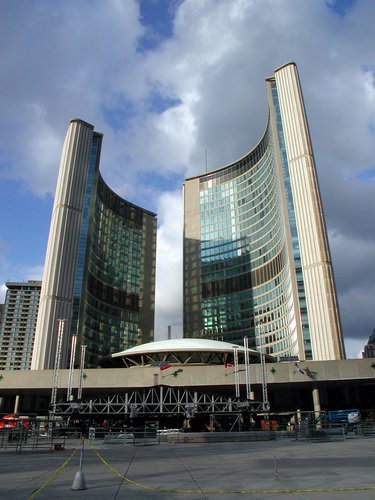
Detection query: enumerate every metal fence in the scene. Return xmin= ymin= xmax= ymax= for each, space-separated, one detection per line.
xmin=0 ymin=425 xmax=66 ymax=453
xmin=2 ymin=421 xmax=375 ymax=453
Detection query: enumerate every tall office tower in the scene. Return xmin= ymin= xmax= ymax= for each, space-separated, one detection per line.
xmin=32 ymin=119 xmax=157 ymax=370
xmin=184 ymin=63 xmax=344 ymax=361
xmin=0 ymin=281 xmax=42 ymax=370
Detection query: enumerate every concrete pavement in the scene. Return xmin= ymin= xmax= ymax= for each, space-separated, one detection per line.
xmin=0 ymin=436 xmax=375 ymax=499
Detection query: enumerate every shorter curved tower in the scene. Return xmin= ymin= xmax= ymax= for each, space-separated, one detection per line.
xmin=32 ymin=119 xmax=157 ymax=369
xmin=183 ymin=63 xmax=344 ymax=361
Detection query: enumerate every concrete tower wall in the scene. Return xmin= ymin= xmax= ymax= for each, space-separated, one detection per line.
xmin=274 ymin=63 xmax=344 ymax=360
xmin=31 ymin=120 xmax=94 ymax=369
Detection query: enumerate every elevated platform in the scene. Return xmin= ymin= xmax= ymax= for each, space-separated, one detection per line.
xmin=0 ymin=358 xmax=375 ymax=418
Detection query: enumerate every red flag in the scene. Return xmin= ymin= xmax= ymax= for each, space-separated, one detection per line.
xmin=160 ymin=363 xmax=171 ymax=371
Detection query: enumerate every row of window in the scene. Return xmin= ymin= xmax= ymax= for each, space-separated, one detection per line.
xmin=98 ymin=175 xmax=146 ymax=226
xmin=199 ymin=130 xmax=270 ymax=188
xmin=199 ymin=147 xmax=271 ymax=200
xmin=87 ymin=273 xmax=139 ymax=311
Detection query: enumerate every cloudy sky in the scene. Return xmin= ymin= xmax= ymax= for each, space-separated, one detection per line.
xmin=1 ymin=0 xmax=374 ymax=358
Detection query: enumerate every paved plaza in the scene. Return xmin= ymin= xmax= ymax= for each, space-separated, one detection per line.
xmin=0 ymin=436 xmax=375 ymax=499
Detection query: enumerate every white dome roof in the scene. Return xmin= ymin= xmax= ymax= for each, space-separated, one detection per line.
xmin=100 ymin=337 xmax=275 ymax=368
xmin=112 ymin=338 xmax=253 ymax=357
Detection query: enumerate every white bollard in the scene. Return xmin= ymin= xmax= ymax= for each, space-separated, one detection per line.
xmin=72 ymin=438 xmax=87 ymax=490
xmin=72 ymin=470 xmax=87 ymax=490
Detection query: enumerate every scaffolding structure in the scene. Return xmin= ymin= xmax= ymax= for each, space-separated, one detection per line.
xmin=233 ymin=346 xmax=240 ymax=398
xmin=77 ymin=345 xmax=87 ymax=400
xmin=244 ymin=336 xmax=252 ymax=400
xmin=50 ymin=319 xmax=65 ymax=415
xmin=66 ymin=335 xmax=77 ymax=402
xmin=54 ymin=386 xmax=264 ymax=416
xmin=259 ymin=320 xmax=270 ymax=412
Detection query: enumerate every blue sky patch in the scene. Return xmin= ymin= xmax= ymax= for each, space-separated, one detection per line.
xmin=138 ymin=168 xmax=183 ymax=193
xmin=138 ymin=0 xmax=183 ymax=51
xmin=326 ymin=0 xmax=357 ymax=17
xmin=0 ymin=179 xmax=52 ymax=270
xmin=357 ymin=167 xmax=375 ymax=181
xmin=147 ymin=90 xmax=181 ymax=114
xmin=102 ymin=101 xmax=138 ymax=131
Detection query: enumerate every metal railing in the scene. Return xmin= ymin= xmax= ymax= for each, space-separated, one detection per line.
xmin=1 ymin=421 xmax=375 ymax=453
xmin=0 ymin=426 xmax=67 ymax=453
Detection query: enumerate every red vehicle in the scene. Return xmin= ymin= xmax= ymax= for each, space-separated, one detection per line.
xmin=0 ymin=414 xmax=28 ymax=429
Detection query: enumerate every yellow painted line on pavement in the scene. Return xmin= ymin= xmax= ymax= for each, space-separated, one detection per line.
xmin=88 ymin=442 xmax=375 ymax=495
xmin=27 ymin=443 xmax=79 ymax=499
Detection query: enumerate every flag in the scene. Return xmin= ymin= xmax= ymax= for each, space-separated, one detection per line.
xmin=160 ymin=363 xmax=171 ymax=371
xmin=151 ymin=360 xmax=171 ymax=369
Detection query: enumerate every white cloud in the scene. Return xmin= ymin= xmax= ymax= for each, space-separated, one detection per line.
xmin=344 ymin=337 xmax=366 ymax=360
xmin=24 ymin=266 xmax=44 ymax=282
xmin=102 ymin=101 xmax=195 ymax=203
xmin=154 ymin=189 xmax=183 ymax=340
xmin=328 ymin=230 xmax=375 ymax=348
xmin=1 ymin=0 xmax=374 ymax=353
xmin=0 ymin=283 xmax=6 ymax=304
xmin=0 ymin=0 xmax=145 ymax=194
xmin=0 ymin=264 xmax=44 ymax=305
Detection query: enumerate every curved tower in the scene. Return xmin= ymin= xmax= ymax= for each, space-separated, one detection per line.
xmin=183 ymin=63 xmax=344 ymax=361
xmin=32 ymin=119 xmax=157 ymax=369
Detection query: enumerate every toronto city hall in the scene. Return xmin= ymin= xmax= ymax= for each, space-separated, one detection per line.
xmin=28 ymin=62 xmax=345 ymax=373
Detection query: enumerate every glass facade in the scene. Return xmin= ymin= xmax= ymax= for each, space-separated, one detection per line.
xmin=70 ymin=133 xmax=101 ymax=346
xmin=192 ymin=126 xmax=299 ymax=357
xmin=70 ymin=141 xmax=157 ymax=367
xmin=78 ymin=176 xmax=154 ymax=366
